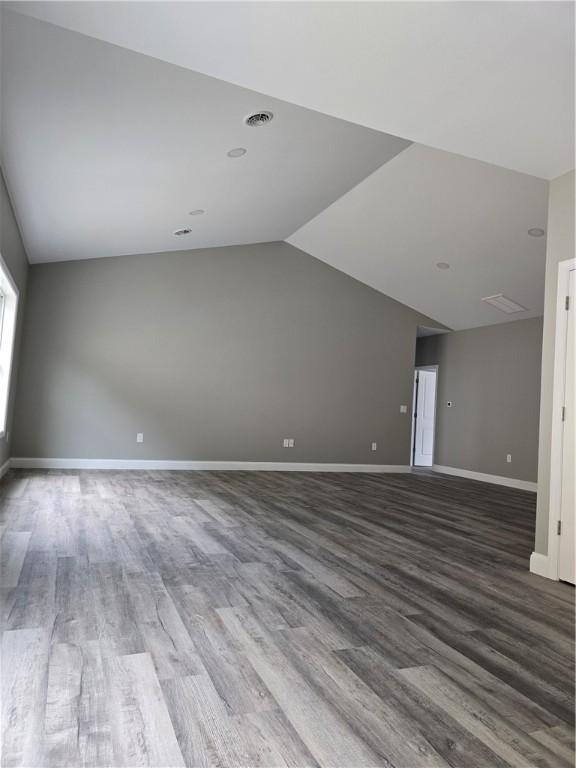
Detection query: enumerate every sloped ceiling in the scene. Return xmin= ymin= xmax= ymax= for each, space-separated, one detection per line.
xmin=8 ymin=0 xmax=574 ymax=179
xmin=289 ymin=144 xmax=549 ymax=331
xmin=0 ymin=10 xmax=408 ymax=263
xmin=1 ymin=2 xmax=571 ymax=330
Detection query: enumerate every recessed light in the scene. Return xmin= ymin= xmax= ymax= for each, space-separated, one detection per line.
xmin=227 ymin=147 xmax=247 ymax=158
xmin=528 ymin=228 xmax=545 ymax=237
xmin=188 ymin=209 xmax=205 ymax=216
xmin=173 ymin=228 xmax=192 ymax=236
xmin=436 ymin=262 xmax=450 ymax=270
xmin=244 ymin=111 xmax=273 ymax=127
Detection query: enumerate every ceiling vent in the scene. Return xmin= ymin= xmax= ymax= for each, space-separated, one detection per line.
xmin=245 ymin=111 xmax=274 ymax=127
xmin=481 ymin=294 xmax=528 ymax=314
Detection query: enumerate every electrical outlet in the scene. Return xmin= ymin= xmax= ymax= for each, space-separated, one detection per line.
xmin=400 ymin=404 xmax=408 ymax=413
xmin=288 ymin=438 xmax=295 ymax=448
xmin=283 ymin=439 xmax=289 ymax=448
xmin=136 ymin=433 xmax=144 ymax=443
xmin=506 ymin=454 xmax=512 ymax=463
xmin=371 ymin=442 xmax=377 ymax=451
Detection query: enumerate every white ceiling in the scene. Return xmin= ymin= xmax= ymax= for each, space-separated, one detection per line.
xmin=7 ymin=1 xmax=574 ymax=180
xmin=0 ymin=10 xmax=408 ymax=263
xmin=0 ymin=3 xmax=569 ymax=330
xmin=289 ymin=144 xmax=549 ymax=330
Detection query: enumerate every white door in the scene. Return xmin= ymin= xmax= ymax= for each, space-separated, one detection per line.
xmin=559 ymin=269 xmax=575 ymax=584
xmin=413 ymin=369 xmax=437 ymax=467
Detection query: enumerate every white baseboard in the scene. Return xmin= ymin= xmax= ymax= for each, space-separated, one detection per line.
xmin=432 ymin=464 xmax=537 ymax=493
xmin=530 ymin=551 xmax=556 ymax=580
xmin=0 ymin=458 xmax=10 ymax=480
xmin=10 ymin=457 xmax=412 ymax=473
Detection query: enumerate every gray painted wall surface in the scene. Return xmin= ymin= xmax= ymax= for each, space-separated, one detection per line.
xmin=416 ymin=317 xmax=543 ymax=482
xmin=0 ymin=169 xmax=28 ymax=467
xmin=535 ymin=170 xmax=575 ymax=554
xmin=13 ymin=241 xmax=440 ymax=464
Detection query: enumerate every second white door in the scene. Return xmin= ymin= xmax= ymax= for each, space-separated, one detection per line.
xmin=413 ymin=368 xmax=437 ymax=467
xmin=559 ymin=268 xmax=575 ymax=584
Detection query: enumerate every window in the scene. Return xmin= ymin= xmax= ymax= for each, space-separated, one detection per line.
xmin=0 ymin=255 xmax=19 ymax=438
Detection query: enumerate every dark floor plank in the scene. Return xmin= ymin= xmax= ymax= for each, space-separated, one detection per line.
xmin=0 ymin=467 xmax=573 ymax=768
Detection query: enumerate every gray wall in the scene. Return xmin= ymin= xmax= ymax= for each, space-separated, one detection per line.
xmin=416 ymin=317 xmax=543 ymax=482
xmin=0 ymin=169 xmax=28 ymax=467
xmin=535 ymin=170 xmax=575 ymax=554
xmin=13 ymin=241 xmax=441 ymax=464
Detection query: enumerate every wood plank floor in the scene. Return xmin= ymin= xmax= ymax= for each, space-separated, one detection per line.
xmin=1 ymin=468 xmax=574 ymax=768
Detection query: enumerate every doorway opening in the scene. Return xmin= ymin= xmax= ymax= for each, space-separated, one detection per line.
xmin=411 ymin=366 xmax=438 ymax=467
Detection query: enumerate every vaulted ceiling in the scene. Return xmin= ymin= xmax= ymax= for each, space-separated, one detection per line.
xmin=6 ymin=1 xmax=573 ymax=179
xmin=1 ymin=10 xmax=408 ymax=263
xmin=289 ymin=144 xmax=549 ymax=330
xmin=1 ymin=2 xmax=573 ymax=330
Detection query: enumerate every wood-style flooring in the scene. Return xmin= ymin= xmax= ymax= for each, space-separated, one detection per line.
xmin=0 ymin=469 xmax=574 ymax=768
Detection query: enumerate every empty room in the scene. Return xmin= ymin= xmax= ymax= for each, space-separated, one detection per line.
xmin=0 ymin=2 xmax=574 ymax=767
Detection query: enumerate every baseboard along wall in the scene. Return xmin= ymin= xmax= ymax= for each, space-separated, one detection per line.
xmin=8 ymin=458 xmax=412 ymax=473
xmin=529 ymin=551 xmax=555 ymax=580
xmin=432 ymin=464 xmax=537 ymax=492
xmin=3 ymin=460 xmax=538 ymax=490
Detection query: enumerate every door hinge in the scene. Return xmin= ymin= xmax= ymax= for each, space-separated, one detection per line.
xmin=557 ymin=520 xmax=562 ymax=536
xmin=566 ymin=295 xmax=570 ymax=311
xmin=561 ymin=406 xmax=566 ymax=421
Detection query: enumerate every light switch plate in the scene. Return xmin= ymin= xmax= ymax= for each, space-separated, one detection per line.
xmin=136 ymin=433 xmax=144 ymax=443
xmin=400 ymin=405 xmax=408 ymax=413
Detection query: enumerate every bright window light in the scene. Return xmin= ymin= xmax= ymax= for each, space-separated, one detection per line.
xmin=0 ymin=255 xmax=19 ymax=438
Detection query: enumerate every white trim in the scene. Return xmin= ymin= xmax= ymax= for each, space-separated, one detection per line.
xmin=530 ymin=551 xmax=552 ymax=579
xmin=10 ymin=457 xmax=412 ymax=473
xmin=546 ymin=257 xmax=576 ymax=582
xmin=0 ymin=253 xmax=20 ymax=436
xmin=0 ymin=457 xmax=10 ymax=480
xmin=432 ymin=464 xmax=537 ymax=492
